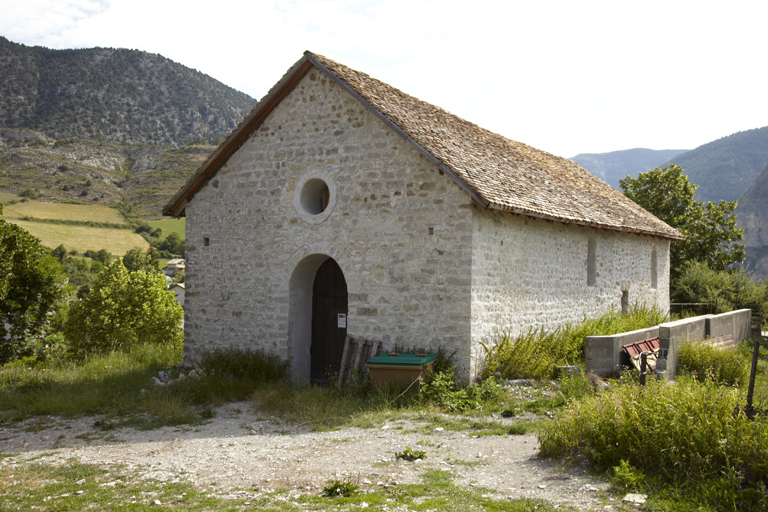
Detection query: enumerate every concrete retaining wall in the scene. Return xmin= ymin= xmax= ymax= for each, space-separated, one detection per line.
xmin=708 ymin=309 xmax=752 ymax=342
xmin=585 ymin=309 xmax=753 ymax=379
xmin=656 ymin=316 xmax=708 ymax=381
xmin=584 ymin=327 xmax=659 ymax=376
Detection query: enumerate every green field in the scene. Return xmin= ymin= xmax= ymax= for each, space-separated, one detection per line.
xmin=11 ymin=220 xmax=148 ymax=256
xmin=2 ymin=201 xmax=126 ymax=223
xmin=147 ymin=217 xmax=185 ymax=238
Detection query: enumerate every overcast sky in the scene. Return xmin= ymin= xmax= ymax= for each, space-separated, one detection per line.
xmin=1 ymin=0 xmax=766 ymax=158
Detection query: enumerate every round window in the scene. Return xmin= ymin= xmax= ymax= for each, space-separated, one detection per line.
xmin=294 ymin=171 xmax=337 ymax=224
xmin=300 ymin=178 xmax=330 ymax=215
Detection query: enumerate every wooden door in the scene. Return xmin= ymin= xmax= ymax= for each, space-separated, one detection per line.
xmin=310 ymin=258 xmax=348 ymax=384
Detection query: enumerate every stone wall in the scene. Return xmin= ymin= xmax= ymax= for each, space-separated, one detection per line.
xmin=184 ymin=69 xmax=475 ymax=380
xmin=182 ymin=66 xmax=675 ymax=383
xmin=471 ymin=208 xmax=671 ymax=374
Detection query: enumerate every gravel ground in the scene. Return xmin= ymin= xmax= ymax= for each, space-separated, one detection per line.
xmin=0 ymin=402 xmax=616 ymax=510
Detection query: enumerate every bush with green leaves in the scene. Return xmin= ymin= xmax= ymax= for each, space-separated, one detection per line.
xmin=419 ymin=370 xmax=504 ymax=412
xmin=0 ymin=204 xmax=68 ymax=363
xmin=678 ymin=339 xmax=747 ymax=386
xmin=396 ymin=446 xmax=426 ymax=461
xmin=482 ymin=307 xmax=667 ymax=380
xmin=321 ymin=477 xmax=358 ymax=497
xmin=672 ymin=261 xmax=768 ymax=316
xmin=64 ymin=259 xmax=183 ymax=356
xmin=539 ymin=376 xmax=768 ymax=510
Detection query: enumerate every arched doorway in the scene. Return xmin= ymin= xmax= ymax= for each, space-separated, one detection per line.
xmin=310 ymin=258 xmax=348 ymax=384
xmin=288 ymin=255 xmax=348 ymax=384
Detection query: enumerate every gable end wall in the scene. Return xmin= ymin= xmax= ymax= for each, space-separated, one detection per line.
xmin=183 ymin=68 xmax=476 ymax=379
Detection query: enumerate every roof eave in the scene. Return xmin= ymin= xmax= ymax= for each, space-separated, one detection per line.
xmin=487 ymin=202 xmax=686 ymax=241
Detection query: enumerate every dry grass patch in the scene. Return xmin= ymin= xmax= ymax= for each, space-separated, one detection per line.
xmin=2 ymin=201 xmax=126 ymax=223
xmin=0 ymin=192 xmax=19 ymax=204
xmin=10 ymin=220 xmax=148 ymax=254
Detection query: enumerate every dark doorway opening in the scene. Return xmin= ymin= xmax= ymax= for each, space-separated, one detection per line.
xmin=310 ymin=258 xmax=348 ymax=385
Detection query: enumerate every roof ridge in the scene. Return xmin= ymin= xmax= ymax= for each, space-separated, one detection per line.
xmin=163 ymin=52 xmax=683 ymax=241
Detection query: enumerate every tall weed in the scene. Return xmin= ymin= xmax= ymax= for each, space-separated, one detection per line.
xmin=678 ymin=341 xmax=746 ymax=386
xmin=418 ymin=371 xmax=504 ymax=413
xmin=482 ymin=306 xmax=667 ymax=380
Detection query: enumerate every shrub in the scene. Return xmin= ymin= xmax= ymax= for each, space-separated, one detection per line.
xmin=538 ymin=376 xmax=768 ymax=509
xmin=396 ymin=446 xmax=426 ymax=461
xmin=65 ymin=259 xmax=183 ymax=355
xmin=673 ymin=261 xmax=768 ymax=315
xmin=321 ymin=477 xmax=358 ymax=497
xmin=419 ymin=371 xmax=504 ymax=412
xmin=678 ymin=340 xmax=747 ymax=386
xmin=0 ymin=209 xmax=69 ymax=362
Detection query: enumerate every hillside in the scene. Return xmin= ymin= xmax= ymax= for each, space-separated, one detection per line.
xmin=666 ymin=126 xmax=768 ymax=203
xmin=736 ymin=162 xmax=768 ymax=280
xmin=0 ymin=36 xmax=257 ymax=147
xmin=571 ymin=148 xmax=686 ymax=189
xmin=0 ymin=127 xmax=212 ymax=218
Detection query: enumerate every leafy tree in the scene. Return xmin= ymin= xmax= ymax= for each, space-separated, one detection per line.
xmin=123 ymin=247 xmax=160 ymax=273
xmin=0 ymin=204 xmax=68 ymax=362
xmin=620 ymin=165 xmax=745 ymax=279
xmin=64 ymin=259 xmax=183 ymax=355
xmin=672 ymin=261 xmax=767 ymax=315
xmin=88 ymin=248 xmax=112 ymax=266
xmin=51 ymin=244 xmax=66 ymax=262
xmin=171 ymin=270 xmax=185 ymax=285
xmin=158 ymin=232 xmax=184 ymax=256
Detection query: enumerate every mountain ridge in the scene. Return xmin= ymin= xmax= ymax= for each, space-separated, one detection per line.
xmin=570 ymin=148 xmax=687 ymax=189
xmin=0 ymin=36 xmax=257 ymax=148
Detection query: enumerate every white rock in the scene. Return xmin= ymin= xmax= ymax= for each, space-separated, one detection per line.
xmin=622 ymin=493 xmax=647 ymax=504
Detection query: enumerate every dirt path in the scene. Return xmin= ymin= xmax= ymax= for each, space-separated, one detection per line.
xmin=0 ymin=403 xmax=614 ymax=510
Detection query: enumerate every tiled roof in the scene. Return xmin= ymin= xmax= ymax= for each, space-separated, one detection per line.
xmin=163 ymin=52 xmax=683 ymax=241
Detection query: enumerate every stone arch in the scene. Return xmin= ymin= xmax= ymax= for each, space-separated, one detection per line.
xmin=288 ymin=253 xmax=349 ymax=383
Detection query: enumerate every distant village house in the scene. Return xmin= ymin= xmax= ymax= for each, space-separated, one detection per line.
xmin=164 ymin=258 xmax=185 ymax=277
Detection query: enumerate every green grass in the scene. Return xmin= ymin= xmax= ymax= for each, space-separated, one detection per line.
xmin=538 ymin=371 xmax=768 ymax=511
xmin=146 ymin=217 xmax=185 ymax=239
xmin=482 ymin=306 xmax=668 ymax=380
xmin=0 ymin=192 xmax=19 ymax=204
xmin=0 ymin=343 xmax=187 ymax=424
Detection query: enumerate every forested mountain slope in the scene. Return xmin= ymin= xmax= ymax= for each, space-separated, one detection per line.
xmin=666 ymin=126 xmax=768 ymax=203
xmin=0 ymin=37 xmax=256 ymax=148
